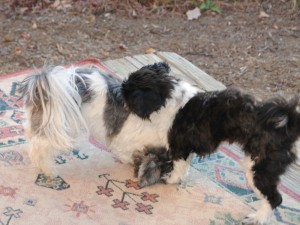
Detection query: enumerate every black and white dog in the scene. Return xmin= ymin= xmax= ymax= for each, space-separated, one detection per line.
xmin=19 ymin=62 xmax=299 ymax=224
xmin=127 ymin=64 xmax=300 ymax=224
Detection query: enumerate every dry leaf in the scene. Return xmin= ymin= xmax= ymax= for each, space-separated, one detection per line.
xmin=15 ymin=47 xmax=22 ymax=54
xmin=119 ymin=43 xmax=128 ymax=51
xmin=56 ymin=43 xmax=64 ymax=55
xmin=60 ymin=0 xmax=72 ymax=8
xmin=28 ymin=44 xmax=37 ymax=50
xmin=32 ymin=21 xmax=37 ymax=29
xmin=51 ymin=0 xmax=60 ymax=8
xmin=19 ymin=7 xmax=28 ymax=14
xmin=86 ymin=15 xmax=96 ymax=24
xmin=101 ymin=51 xmax=110 ymax=57
xmin=186 ymin=7 xmax=201 ymax=20
xmin=259 ymin=11 xmax=270 ymax=18
xmin=4 ymin=34 xmax=13 ymax=42
xmin=132 ymin=9 xmax=137 ymax=18
xmin=272 ymin=23 xmax=279 ymax=29
xmin=151 ymin=24 xmax=159 ymax=28
xmin=145 ymin=48 xmax=156 ymax=54
xmin=21 ymin=32 xmax=30 ymax=41
xmin=240 ymin=66 xmax=247 ymax=73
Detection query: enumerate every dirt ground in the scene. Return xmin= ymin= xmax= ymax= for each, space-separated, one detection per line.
xmin=0 ymin=1 xmax=299 ymax=99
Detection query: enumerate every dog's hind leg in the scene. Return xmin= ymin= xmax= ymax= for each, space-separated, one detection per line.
xmin=242 ymin=156 xmax=282 ymax=225
xmin=29 ymin=136 xmax=60 ymax=177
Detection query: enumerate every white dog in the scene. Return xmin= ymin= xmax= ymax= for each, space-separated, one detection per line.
xmin=18 ymin=63 xmax=198 ymax=177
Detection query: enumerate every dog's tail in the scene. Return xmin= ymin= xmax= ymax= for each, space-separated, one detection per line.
xmin=258 ymin=95 xmax=300 ymax=156
xmin=258 ymin=95 xmax=300 ymax=133
xmin=259 ymin=95 xmax=300 ymax=183
xmin=18 ymin=66 xmax=88 ymax=149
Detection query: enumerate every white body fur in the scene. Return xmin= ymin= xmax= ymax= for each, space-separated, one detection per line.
xmin=107 ymin=80 xmax=199 ymax=163
xmin=25 ymin=67 xmax=89 ymax=149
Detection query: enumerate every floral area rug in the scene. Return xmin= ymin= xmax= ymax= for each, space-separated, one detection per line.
xmin=0 ymin=59 xmax=299 ymax=225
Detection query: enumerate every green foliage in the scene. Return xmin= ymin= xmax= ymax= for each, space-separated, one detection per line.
xmin=199 ymin=0 xmax=221 ymax=13
xmin=292 ymin=0 xmax=298 ymax=8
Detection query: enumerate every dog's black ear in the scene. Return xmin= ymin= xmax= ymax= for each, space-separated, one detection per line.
xmin=141 ymin=61 xmax=171 ymax=75
xmin=122 ymin=62 xmax=175 ymax=119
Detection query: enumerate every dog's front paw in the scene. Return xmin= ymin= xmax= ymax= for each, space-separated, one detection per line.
xmin=161 ymin=159 xmax=187 ymax=184
xmin=242 ymin=212 xmax=271 ymax=225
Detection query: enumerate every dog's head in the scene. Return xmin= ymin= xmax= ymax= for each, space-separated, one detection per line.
xmin=133 ymin=146 xmax=173 ymax=188
xmin=121 ymin=62 xmax=175 ymax=119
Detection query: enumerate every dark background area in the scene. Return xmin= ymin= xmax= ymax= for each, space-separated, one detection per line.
xmin=1 ymin=0 xmax=299 ymax=98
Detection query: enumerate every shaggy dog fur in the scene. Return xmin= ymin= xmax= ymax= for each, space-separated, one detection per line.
xmin=18 ymin=63 xmax=198 ymax=175
xmin=19 ymin=62 xmax=299 ymax=225
xmin=124 ymin=64 xmax=300 ymax=225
